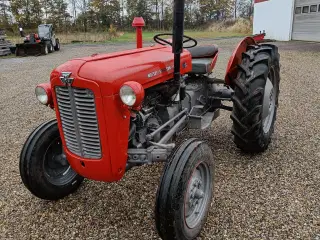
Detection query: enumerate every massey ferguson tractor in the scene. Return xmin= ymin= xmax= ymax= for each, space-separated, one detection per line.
xmin=20 ymin=0 xmax=280 ymax=239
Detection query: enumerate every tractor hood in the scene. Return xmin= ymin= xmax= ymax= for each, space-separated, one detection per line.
xmin=51 ymin=46 xmax=192 ymax=96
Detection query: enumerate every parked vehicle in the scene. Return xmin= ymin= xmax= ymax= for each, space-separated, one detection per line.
xmin=16 ymin=24 xmax=60 ymax=56
xmin=19 ymin=1 xmax=280 ymax=239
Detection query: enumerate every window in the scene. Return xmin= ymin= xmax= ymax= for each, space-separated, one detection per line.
xmin=310 ymin=5 xmax=317 ymax=12
xmin=302 ymin=6 xmax=309 ymax=13
xmin=295 ymin=7 xmax=302 ymax=14
xmin=319 ymin=4 xmax=320 ymax=12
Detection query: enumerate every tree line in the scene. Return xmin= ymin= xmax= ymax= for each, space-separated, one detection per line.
xmin=0 ymin=0 xmax=253 ymax=33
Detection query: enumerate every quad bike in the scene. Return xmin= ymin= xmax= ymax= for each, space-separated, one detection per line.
xmin=19 ymin=0 xmax=280 ymax=239
xmin=16 ymin=24 xmax=60 ymax=56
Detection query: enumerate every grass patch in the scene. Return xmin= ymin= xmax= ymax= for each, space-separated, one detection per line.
xmin=110 ymin=31 xmax=246 ymax=43
xmin=0 ymin=54 xmax=15 ymax=59
xmin=6 ymin=30 xmax=247 ymax=45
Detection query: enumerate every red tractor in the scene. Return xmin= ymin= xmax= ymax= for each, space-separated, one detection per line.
xmin=20 ymin=1 xmax=280 ymax=239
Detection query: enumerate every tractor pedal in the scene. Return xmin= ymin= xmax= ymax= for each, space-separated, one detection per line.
xmin=188 ymin=105 xmax=220 ymax=130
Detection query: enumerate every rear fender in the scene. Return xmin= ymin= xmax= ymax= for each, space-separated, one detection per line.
xmin=224 ymin=37 xmax=256 ymax=86
xmin=210 ymin=50 xmax=219 ymax=71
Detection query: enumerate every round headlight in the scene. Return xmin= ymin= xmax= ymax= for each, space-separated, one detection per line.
xmin=35 ymin=84 xmax=52 ymax=106
xmin=120 ymin=82 xmax=145 ymax=108
xmin=35 ymin=86 xmax=49 ymax=105
xmin=120 ymin=85 xmax=137 ymax=107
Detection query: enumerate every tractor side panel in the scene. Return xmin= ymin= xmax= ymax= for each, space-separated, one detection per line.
xmin=77 ymin=46 xmax=192 ymax=96
xmin=224 ymin=37 xmax=256 ymax=86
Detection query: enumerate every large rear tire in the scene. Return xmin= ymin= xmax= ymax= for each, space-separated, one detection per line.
xmin=155 ymin=139 xmax=214 ymax=240
xmin=231 ymin=44 xmax=280 ymax=153
xmin=20 ymin=120 xmax=84 ymax=200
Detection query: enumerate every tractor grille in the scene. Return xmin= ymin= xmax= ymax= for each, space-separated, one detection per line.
xmin=55 ymin=87 xmax=102 ymax=159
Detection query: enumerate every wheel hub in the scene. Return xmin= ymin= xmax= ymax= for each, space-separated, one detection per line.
xmin=43 ymin=137 xmax=76 ymax=186
xmin=185 ymin=162 xmax=211 ymax=229
xmin=262 ymin=77 xmax=276 ymax=134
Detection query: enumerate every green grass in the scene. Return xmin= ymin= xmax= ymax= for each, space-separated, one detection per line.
xmin=110 ymin=31 xmax=246 ymax=43
xmin=6 ymin=30 xmax=247 ymax=45
xmin=0 ymin=54 xmax=15 ymax=59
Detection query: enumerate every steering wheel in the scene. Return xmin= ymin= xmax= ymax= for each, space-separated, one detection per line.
xmin=153 ymin=33 xmax=198 ymax=49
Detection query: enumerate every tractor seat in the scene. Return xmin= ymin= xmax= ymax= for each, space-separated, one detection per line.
xmin=188 ymin=45 xmax=218 ymax=74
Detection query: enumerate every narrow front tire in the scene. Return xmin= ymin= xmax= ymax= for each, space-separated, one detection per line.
xmin=20 ymin=120 xmax=84 ymax=200
xmin=155 ymin=139 xmax=215 ymax=240
xmin=54 ymin=39 xmax=60 ymax=51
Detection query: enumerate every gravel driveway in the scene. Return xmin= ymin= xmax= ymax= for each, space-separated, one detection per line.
xmin=0 ymin=39 xmax=319 ymax=240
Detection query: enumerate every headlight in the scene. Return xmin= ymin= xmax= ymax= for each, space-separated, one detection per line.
xmin=120 ymin=82 xmax=145 ymax=108
xmin=35 ymin=84 xmax=52 ymax=105
xmin=120 ymin=85 xmax=136 ymax=106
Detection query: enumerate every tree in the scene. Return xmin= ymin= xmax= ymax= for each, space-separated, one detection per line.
xmin=126 ymin=0 xmax=152 ymax=27
xmin=10 ymin=0 xmax=43 ymax=28
xmin=0 ymin=0 xmax=11 ymax=28
xmin=47 ymin=0 xmax=71 ymax=31
xmin=90 ymin=0 xmax=121 ymax=30
xmin=237 ymin=0 xmax=252 ymax=18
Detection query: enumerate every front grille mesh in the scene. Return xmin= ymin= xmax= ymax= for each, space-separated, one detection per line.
xmin=56 ymin=87 xmax=102 ymax=159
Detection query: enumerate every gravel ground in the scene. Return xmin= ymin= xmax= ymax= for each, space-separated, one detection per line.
xmin=0 ymin=38 xmax=319 ymax=240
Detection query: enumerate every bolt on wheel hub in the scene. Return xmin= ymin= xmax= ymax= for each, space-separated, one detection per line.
xmin=185 ymin=162 xmax=211 ymax=229
xmin=262 ymin=77 xmax=276 ymax=134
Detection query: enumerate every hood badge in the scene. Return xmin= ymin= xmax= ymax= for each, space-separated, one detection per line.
xmin=60 ymin=72 xmax=74 ymax=86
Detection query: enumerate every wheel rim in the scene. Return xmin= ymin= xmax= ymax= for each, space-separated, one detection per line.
xmin=262 ymin=73 xmax=276 ymax=134
xmin=45 ymin=46 xmax=48 ymax=54
xmin=184 ymin=162 xmax=211 ymax=229
xmin=43 ymin=137 xmax=77 ymax=186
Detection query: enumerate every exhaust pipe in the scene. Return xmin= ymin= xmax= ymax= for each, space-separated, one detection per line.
xmin=172 ymin=0 xmax=185 ymax=83
xmin=18 ymin=25 xmax=25 ymax=37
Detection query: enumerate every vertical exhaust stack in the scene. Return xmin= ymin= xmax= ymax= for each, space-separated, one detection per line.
xmin=172 ymin=0 xmax=185 ymax=83
xmin=19 ymin=25 xmax=25 ymax=37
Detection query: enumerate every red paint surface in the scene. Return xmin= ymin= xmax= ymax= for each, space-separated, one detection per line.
xmin=50 ymin=46 xmax=192 ymax=182
xmin=132 ymin=17 xmax=145 ymax=49
xmin=253 ymin=33 xmax=266 ymax=42
xmin=77 ymin=46 xmax=192 ymax=96
xmin=224 ymin=37 xmax=256 ymax=86
xmin=210 ymin=50 xmax=219 ymax=72
xmin=254 ymin=0 xmax=269 ymax=3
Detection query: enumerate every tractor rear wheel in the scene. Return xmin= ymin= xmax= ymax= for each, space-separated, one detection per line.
xmin=231 ymin=44 xmax=280 ymax=153
xmin=155 ymin=139 xmax=214 ymax=240
xmin=20 ymin=120 xmax=84 ymax=200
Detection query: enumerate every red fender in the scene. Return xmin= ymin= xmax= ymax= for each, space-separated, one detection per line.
xmin=224 ymin=37 xmax=256 ymax=86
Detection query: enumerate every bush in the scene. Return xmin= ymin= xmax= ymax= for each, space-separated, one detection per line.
xmin=208 ymin=18 xmax=252 ymax=34
xmin=228 ymin=18 xmax=252 ymax=34
xmin=108 ymin=24 xmax=118 ymax=38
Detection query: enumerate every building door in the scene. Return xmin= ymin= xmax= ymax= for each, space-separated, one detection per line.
xmin=292 ymin=0 xmax=320 ymax=41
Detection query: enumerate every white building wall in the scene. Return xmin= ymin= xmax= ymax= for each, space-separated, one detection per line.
xmin=253 ymin=0 xmax=295 ymax=41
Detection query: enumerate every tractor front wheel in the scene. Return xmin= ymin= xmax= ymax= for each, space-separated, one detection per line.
xmin=42 ymin=44 xmax=49 ymax=55
xmin=231 ymin=44 xmax=280 ymax=153
xmin=54 ymin=39 xmax=60 ymax=51
xmin=20 ymin=120 xmax=84 ymax=200
xmin=155 ymin=139 xmax=214 ymax=240
xmin=48 ymin=43 xmax=54 ymax=53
